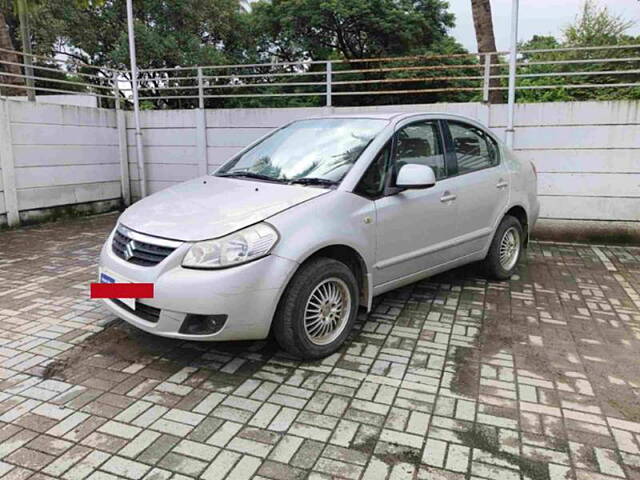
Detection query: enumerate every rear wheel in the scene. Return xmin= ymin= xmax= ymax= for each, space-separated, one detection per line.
xmin=483 ymin=215 xmax=524 ymax=280
xmin=273 ymin=257 xmax=359 ymax=360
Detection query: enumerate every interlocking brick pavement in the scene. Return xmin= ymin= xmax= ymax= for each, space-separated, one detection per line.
xmin=1 ymin=213 xmax=640 ymax=480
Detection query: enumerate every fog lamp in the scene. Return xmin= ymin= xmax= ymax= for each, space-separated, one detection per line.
xmin=179 ymin=314 xmax=228 ymax=335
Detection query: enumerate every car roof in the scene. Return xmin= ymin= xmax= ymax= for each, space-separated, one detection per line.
xmin=301 ymin=111 xmax=483 ymax=123
xmin=312 ymin=112 xmax=404 ymax=120
xmin=297 ymin=111 xmax=503 ymax=145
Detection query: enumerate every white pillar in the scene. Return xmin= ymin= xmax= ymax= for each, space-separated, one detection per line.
xmin=326 ymin=61 xmax=332 ymax=107
xmin=116 ymin=109 xmax=131 ymax=206
xmin=0 ymin=99 xmax=20 ymax=226
xmin=482 ymin=53 xmax=491 ymax=103
xmin=196 ymin=109 xmax=208 ymax=176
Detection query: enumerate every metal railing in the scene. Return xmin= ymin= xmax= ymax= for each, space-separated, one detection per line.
xmin=0 ymin=44 xmax=639 ymax=109
xmin=0 ymin=47 xmax=120 ymax=106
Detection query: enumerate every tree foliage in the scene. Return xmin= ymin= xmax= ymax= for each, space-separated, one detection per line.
xmin=37 ymin=0 xmax=248 ymax=70
xmin=564 ymin=0 xmax=635 ymax=46
xmin=0 ymin=0 xmax=108 ymax=96
xmin=1 ymin=0 xmax=251 ymax=105
xmin=243 ymin=0 xmax=476 ymax=108
xmin=249 ymin=0 xmax=456 ymax=61
xmin=2 ymin=0 xmax=479 ymax=107
xmin=517 ymin=0 xmax=640 ymax=102
xmin=5 ymin=0 xmax=635 ymax=107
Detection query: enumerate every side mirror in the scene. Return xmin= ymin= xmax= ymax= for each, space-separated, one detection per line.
xmin=396 ymin=164 xmax=436 ymax=190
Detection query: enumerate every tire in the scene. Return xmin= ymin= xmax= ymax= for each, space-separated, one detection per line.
xmin=272 ymin=257 xmax=359 ymax=360
xmin=483 ymin=215 xmax=524 ymax=280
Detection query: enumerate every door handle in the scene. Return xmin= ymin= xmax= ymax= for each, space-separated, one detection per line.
xmin=497 ymin=179 xmax=509 ymax=189
xmin=440 ymin=192 xmax=457 ymax=203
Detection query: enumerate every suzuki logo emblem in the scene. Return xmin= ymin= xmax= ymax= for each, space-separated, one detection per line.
xmin=124 ymin=240 xmax=137 ymax=260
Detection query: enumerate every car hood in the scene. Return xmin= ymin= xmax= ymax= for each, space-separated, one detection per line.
xmin=119 ymin=176 xmax=329 ymax=242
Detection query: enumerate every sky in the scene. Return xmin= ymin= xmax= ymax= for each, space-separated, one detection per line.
xmin=447 ymin=0 xmax=640 ymax=51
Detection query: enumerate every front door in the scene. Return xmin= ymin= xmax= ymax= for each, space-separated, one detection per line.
xmin=373 ymin=120 xmax=460 ymax=287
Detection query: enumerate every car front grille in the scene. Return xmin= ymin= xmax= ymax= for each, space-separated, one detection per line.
xmin=111 ymin=299 xmax=161 ymax=323
xmin=112 ymin=226 xmax=180 ymax=267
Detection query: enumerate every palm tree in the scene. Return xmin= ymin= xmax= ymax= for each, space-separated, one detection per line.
xmin=470 ymin=0 xmax=503 ymax=103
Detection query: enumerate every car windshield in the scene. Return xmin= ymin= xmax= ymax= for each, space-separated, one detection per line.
xmin=216 ymin=118 xmax=388 ymax=184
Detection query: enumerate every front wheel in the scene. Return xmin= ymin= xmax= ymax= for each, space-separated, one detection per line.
xmin=483 ymin=215 xmax=524 ymax=280
xmin=272 ymin=257 xmax=359 ymax=360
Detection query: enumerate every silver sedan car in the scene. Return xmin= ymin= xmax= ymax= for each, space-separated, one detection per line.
xmin=99 ymin=113 xmax=539 ymax=359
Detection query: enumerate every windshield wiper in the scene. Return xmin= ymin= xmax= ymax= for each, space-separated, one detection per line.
xmin=218 ymin=172 xmax=284 ymax=183
xmin=289 ymin=177 xmax=338 ymax=187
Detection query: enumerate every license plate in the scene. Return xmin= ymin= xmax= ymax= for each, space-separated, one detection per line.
xmin=100 ymin=272 xmax=115 ymax=284
xmin=100 ymin=271 xmax=136 ymax=309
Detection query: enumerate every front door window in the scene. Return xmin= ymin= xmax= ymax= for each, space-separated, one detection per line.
xmin=393 ymin=121 xmax=446 ymax=182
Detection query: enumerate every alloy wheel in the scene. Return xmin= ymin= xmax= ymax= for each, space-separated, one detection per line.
xmin=303 ymin=277 xmax=352 ymax=346
xmin=499 ymin=226 xmax=521 ymax=271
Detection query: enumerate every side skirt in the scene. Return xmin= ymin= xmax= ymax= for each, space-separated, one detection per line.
xmin=372 ymin=250 xmax=486 ymax=298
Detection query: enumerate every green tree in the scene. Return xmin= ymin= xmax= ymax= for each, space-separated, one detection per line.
xmin=245 ymin=0 xmax=476 ymax=107
xmin=517 ymin=0 xmax=640 ymax=102
xmin=34 ymin=0 xmax=251 ymax=107
xmin=0 ymin=0 xmax=106 ymax=97
xmin=0 ymin=0 xmax=41 ymax=96
xmin=3 ymin=0 xmax=479 ymax=108
xmin=250 ymin=0 xmax=456 ymax=61
xmin=564 ymin=0 xmax=634 ymax=46
xmin=42 ymin=0 xmax=246 ymax=69
xmin=1 ymin=0 xmax=249 ymax=103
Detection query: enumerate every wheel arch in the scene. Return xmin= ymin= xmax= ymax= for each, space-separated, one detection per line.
xmin=267 ymin=243 xmax=372 ymax=344
xmin=504 ymin=205 xmax=529 ymax=247
xmin=300 ymin=244 xmax=371 ymax=310
xmin=274 ymin=243 xmax=372 ymax=315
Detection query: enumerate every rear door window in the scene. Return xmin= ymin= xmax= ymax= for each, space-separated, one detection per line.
xmin=448 ymin=121 xmax=499 ymax=174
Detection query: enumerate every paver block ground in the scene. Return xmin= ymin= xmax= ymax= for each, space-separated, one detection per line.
xmin=1 ymin=213 xmax=640 ymax=479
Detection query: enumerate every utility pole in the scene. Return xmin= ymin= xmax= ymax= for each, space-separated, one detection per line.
xmin=126 ymin=0 xmax=147 ymax=198
xmin=506 ymin=0 xmax=519 ymax=148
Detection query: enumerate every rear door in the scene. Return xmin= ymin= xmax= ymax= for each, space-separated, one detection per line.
xmin=444 ymin=120 xmax=510 ymax=255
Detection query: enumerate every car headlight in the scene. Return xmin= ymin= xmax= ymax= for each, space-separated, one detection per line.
xmin=182 ymin=223 xmax=279 ymax=269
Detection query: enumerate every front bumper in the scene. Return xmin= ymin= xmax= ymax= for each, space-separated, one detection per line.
xmin=99 ymin=229 xmax=298 ymax=341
